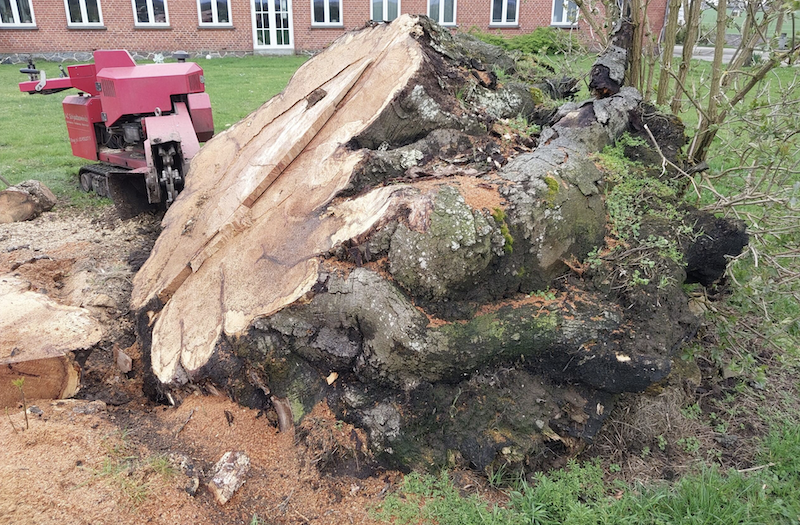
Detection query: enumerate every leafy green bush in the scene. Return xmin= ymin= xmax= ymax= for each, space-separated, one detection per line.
xmin=467 ymin=26 xmax=581 ymax=55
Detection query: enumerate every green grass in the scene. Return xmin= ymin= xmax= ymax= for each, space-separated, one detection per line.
xmin=376 ymin=423 xmax=800 ymax=524
xmin=0 ymin=55 xmax=306 ymax=203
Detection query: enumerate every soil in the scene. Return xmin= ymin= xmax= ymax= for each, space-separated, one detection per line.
xmin=0 ymin=204 xmax=763 ymax=523
xmin=0 ymin=206 xmax=402 ymax=525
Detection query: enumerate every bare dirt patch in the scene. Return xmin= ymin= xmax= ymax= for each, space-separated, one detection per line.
xmin=0 ymin=206 xmax=398 ymax=524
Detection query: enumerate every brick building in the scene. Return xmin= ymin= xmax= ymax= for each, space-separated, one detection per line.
xmin=1 ymin=0 xmax=668 ymax=60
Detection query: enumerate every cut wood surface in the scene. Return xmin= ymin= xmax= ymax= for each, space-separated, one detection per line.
xmin=133 ymin=17 xmax=429 ymax=384
xmin=0 ymin=274 xmax=102 ymax=407
xmin=0 ymin=180 xmax=57 ymax=224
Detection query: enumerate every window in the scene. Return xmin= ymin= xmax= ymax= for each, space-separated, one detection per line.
xmin=371 ymin=0 xmax=398 ymax=22
xmin=428 ymin=0 xmax=455 ymax=25
xmin=312 ymin=0 xmax=341 ymax=25
xmin=0 ymin=0 xmax=35 ymax=27
xmin=131 ymin=0 xmax=168 ymax=26
xmin=64 ymin=0 xmax=103 ymax=26
xmin=552 ymin=0 xmax=578 ymax=26
xmin=490 ymin=0 xmax=518 ymax=25
xmin=198 ymin=0 xmax=230 ymax=25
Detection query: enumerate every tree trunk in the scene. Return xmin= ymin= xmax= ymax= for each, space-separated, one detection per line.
xmin=671 ymin=0 xmax=702 ymax=114
xmin=690 ymin=0 xmax=727 ymax=162
xmin=656 ymin=0 xmax=682 ymax=105
xmin=132 ymin=16 xmax=748 ymax=473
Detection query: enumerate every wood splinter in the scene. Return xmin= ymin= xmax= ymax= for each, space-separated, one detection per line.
xmin=207 ymin=451 xmax=250 ymax=505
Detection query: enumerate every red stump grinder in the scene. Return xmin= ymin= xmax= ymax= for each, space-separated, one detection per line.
xmin=19 ymin=50 xmax=214 ymax=217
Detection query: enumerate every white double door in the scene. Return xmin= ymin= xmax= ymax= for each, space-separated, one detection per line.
xmin=252 ymin=0 xmax=293 ymax=52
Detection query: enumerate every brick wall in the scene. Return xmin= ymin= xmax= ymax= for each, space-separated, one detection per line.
xmin=1 ymin=0 xmax=253 ymax=57
xmin=1 ymin=0 xmax=669 ymax=57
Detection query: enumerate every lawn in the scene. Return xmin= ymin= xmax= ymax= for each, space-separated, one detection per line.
xmin=0 ymin=54 xmax=307 ymax=202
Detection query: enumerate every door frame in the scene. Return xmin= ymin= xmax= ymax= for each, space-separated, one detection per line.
xmin=250 ymin=0 xmax=295 ymax=54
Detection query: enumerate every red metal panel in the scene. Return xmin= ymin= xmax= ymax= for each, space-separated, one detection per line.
xmin=142 ymin=102 xmax=201 ymax=168
xmin=66 ymin=64 xmax=98 ymax=95
xmin=62 ymin=95 xmax=102 ymax=161
xmin=98 ymin=62 xmax=206 ymax=127
xmin=187 ymin=93 xmax=214 ymax=142
xmin=18 ymin=77 xmax=74 ymax=94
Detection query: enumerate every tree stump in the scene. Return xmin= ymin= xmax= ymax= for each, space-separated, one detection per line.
xmin=132 ymin=16 xmax=747 ymax=473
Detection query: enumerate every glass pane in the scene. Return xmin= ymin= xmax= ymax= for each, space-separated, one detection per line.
xmin=491 ymin=0 xmax=501 ymax=22
xmin=428 ymin=0 xmax=438 ymax=21
xmin=505 ymin=0 xmax=516 ymax=22
xmin=199 ymin=0 xmax=212 ymax=22
xmin=152 ymin=0 xmax=166 ymax=23
xmin=443 ymin=0 xmax=453 ymax=23
xmin=67 ymin=0 xmax=82 ymax=22
xmin=86 ymin=0 xmax=100 ymax=22
xmin=567 ymin=1 xmax=578 ymax=23
xmin=17 ymin=0 xmax=32 ymax=22
xmin=262 ymin=12 xmax=268 ymax=27
xmin=135 ymin=0 xmax=148 ymax=22
xmin=217 ymin=0 xmax=229 ymax=22
xmin=553 ymin=0 xmax=564 ymax=22
xmin=0 ymin=0 xmax=13 ymax=23
xmin=372 ymin=0 xmax=381 ymax=21
xmin=253 ymin=0 xmax=261 ymax=12
xmin=329 ymin=0 xmax=339 ymax=23
xmin=313 ymin=0 xmax=323 ymax=22
xmin=387 ymin=0 xmax=397 ymax=20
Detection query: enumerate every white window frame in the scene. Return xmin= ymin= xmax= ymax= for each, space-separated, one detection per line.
xmin=551 ymin=0 xmax=578 ymax=27
xmin=0 ymin=0 xmax=36 ymax=27
xmin=427 ymin=0 xmax=456 ymax=26
xmin=489 ymin=0 xmax=519 ymax=26
xmin=131 ymin=0 xmax=169 ymax=27
xmin=63 ymin=0 xmax=104 ymax=27
xmin=197 ymin=0 xmax=232 ymax=26
xmin=311 ymin=0 xmax=342 ymax=26
xmin=370 ymin=0 xmax=399 ymax=22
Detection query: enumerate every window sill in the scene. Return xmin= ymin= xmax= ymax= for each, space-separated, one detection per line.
xmin=488 ymin=24 xmax=519 ymax=29
xmin=0 ymin=25 xmax=37 ymax=29
xmin=551 ymin=23 xmax=579 ymax=28
xmin=198 ymin=24 xmax=235 ymax=29
xmin=67 ymin=24 xmax=107 ymax=30
xmin=310 ymin=23 xmax=344 ymax=28
xmin=133 ymin=24 xmax=171 ymax=29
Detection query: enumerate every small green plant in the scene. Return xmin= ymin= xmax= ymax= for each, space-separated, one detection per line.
xmin=529 ymin=290 xmax=557 ymax=301
xmin=11 ymin=378 xmax=29 ymax=430
xmin=677 ymin=436 xmax=701 ymax=454
xmin=657 ymin=434 xmax=668 ymax=451
xmin=681 ymin=402 xmax=702 ymax=420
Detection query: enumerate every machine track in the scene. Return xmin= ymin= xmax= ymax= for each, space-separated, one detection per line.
xmin=79 ymin=164 xmax=130 ymax=198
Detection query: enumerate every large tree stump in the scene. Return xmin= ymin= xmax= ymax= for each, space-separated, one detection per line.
xmin=132 ymin=16 xmax=746 ymax=472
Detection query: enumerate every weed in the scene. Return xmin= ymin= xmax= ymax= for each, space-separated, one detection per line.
xmin=11 ymin=378 xmax=29 ymax=430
